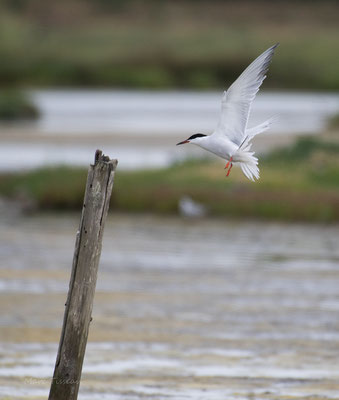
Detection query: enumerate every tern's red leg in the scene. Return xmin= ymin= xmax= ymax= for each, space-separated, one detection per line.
xmin=224 ymin=157 xmax=233 ymax=169
xmin=226 ymin=163 xmax=233 ymax=177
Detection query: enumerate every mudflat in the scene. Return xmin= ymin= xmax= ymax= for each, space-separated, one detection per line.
xmin=1 ymin=214 xmax=339 ymax=399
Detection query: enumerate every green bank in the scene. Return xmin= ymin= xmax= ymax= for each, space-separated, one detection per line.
xmin=0 ymin=1 xmax=339 ymax=90
xmin=1 ymin=136 xmax=339 ymax=222
xmin=0 ymin=90 xmax=39 ymax=120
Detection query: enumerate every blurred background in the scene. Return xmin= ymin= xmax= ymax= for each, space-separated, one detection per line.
xmin=1 ymin=1 xmax=339 ymax=399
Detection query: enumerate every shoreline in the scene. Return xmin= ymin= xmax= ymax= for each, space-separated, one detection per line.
xmin=1 ymin=134 xmax=339 ymax=222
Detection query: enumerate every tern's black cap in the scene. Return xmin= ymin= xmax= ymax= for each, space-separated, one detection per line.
xmin=188 ymin=133 xmax=207 ymax=140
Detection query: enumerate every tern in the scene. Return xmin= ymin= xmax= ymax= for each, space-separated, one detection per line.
xmin=177 ymin=44 xmax=278 ymax=181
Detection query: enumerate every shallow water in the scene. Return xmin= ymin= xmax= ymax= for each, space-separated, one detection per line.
xmin=1 ymin=90 xmax=339 ymax=171
xmin=29 ymin=90 xmax=339 ymax=135
xmin=1 ymin=213 xmax=339 ymax=399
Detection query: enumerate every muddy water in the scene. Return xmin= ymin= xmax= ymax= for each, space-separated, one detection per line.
xmin=1 ymin=213 xmax=339 ymax=399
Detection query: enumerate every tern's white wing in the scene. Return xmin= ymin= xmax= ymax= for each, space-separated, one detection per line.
xmin=213 ymin=44 xmax=278 ymax=146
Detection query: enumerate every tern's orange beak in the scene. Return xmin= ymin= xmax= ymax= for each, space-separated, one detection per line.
xmin=176 ymin=140 xmax=190 ymax=145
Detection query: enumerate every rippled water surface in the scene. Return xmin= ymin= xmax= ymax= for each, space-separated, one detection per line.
xmin=1 ymin=213 xmax=339 ymax=399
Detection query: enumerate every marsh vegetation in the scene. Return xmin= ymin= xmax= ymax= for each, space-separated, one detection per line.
xmin=1 ymin=135 xmax=339 ymax=221
xmin=0 ymin=90 xmax=39 ymax=120
xmin=0 ymin=0 xmax=338 ymax=89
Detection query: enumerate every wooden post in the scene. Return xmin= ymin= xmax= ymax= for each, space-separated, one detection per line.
xmin=49 ymin=150 xmax=117 ymax=400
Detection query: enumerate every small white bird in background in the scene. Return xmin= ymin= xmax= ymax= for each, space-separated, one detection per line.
xmin=177 ymin=44 xmax=278 ymax=181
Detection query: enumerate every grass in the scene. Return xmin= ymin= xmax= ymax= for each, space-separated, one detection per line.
xmin=1 ymin=136 xmax=339 ymax=222
xmin=0 ymin=1 xmax=339 ymax=89
xmin=328 ymin=113 xmax=339 ymax=130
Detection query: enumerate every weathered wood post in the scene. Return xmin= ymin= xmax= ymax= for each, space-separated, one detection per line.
xmin=49 ymin=150 xmax=117 ymax=400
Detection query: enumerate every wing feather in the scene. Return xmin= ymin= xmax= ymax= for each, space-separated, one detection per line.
xmin=213 ymin=44 xmax=278 ymax=146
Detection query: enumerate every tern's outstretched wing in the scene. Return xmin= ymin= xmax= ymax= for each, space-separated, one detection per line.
xmin=212 ymin=44 xmax=278 ymax=146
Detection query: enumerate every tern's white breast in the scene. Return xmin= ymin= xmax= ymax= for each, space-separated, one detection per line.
xmin=195 ymin=136 xmax=238 ymax=160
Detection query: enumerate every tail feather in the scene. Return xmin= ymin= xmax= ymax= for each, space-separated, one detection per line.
xmin=240 ymin=161 xmax=260 ymax=181
xmin=235 ymin=116 xmax=277 ymax=181
xmin=234 ymin=142 xmax=260 ymax=181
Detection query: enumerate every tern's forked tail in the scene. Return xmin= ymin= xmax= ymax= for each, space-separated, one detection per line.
xmin=233 ymin=116 xmax=276 ymax=181
xmin=233 ymin=143 xmax=260 ymax=181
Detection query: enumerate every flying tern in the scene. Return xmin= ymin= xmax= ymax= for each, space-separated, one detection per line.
xmin=177 ymin=44 xmax=278 ymax=181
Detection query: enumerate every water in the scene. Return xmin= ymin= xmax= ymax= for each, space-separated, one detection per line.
xmin=30 ymin=90 xmax=339 ymax=135
xmin=0 ymin=90 xmax=339 ymax=171
xmin=1 ymin=213 xmax=339 ymax=399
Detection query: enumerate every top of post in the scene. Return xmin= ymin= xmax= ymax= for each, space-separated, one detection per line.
xmin=93 ymin=149 xmax=118 ymax=169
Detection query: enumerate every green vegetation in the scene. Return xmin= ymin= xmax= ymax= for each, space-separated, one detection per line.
xmin=328 ymin=113 xmax=339 ymax=130
xmin=0 ymin=1 xmax=338 ymax=89
xmin=0 ymin=90 xmax=39 ymax=120
xmin=1 ymin=136 xmax=339 ymax=222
